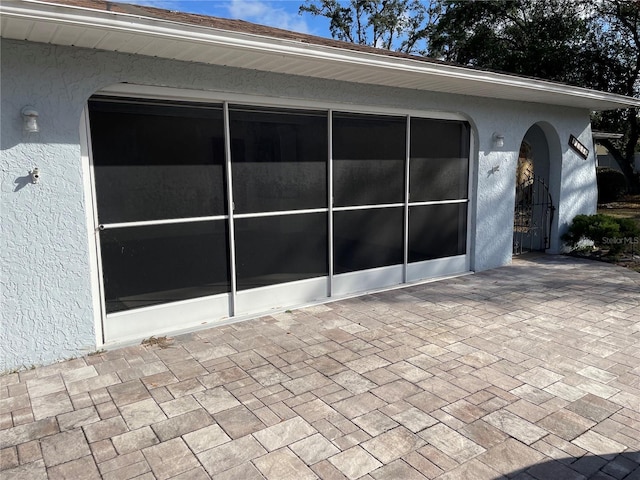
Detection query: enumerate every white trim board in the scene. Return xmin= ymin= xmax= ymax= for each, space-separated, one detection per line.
xmin=2 ymin=0 xmax=638 ymax=110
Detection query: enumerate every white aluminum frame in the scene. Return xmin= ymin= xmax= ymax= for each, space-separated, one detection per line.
xmin=333 ymin=265 xmax=404 ymax=297
xmin=83 ymin=84 xmax=474 ymax=346
xmin=236 ymin=277 xmax=329 ymax=316
xmin=80 ymin=109 xmax=106 ymax=345
xmin=104 ymin=293 xmax=232 ymax=344
xmin=407 ymin=255 xmax=468 ymax=283
xmin=404 ymin=115 xmax=411 ymax=283
xmin=223 ymin=101 xmax=238 ymax=316
xmin=233 ymin=208 xmax=327 ymax=219
xmin=327 ymin=110 xmax=335 ymax=297
xmin=99 ymin=84 xmax=467 ymax=122
xmin=333 ymin=203 xmax=405 ymax=211
xmin=98 ymin=215 xmax=227 ymax=230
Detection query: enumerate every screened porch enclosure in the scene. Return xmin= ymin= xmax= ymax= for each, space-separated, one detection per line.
xmin=87 ymin=96 xmax=471 ymax=342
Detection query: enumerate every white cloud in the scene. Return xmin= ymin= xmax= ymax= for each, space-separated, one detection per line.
xmin=111 ymin=0 xmax=313 ymax=34
xmin=227 ymin=0 xmax=311 ymax=33
xmin=113 ymin=0 xmax=185 ymax=10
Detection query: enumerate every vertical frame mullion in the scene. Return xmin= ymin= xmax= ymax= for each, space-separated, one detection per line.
xmin=81 ymin=106 xmax=108 ymax=345
xmin=466 ymin=125 xmax=474 ymax=271
xmin=328 ymin=110 xmax=334 ymax=297
xmin=223 ymin=102 xmax=238 ymax=315
xmin=403 ymin=115 xmax=411 ymax=283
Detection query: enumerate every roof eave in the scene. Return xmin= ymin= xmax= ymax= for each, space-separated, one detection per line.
xmin=2 ymin=0 xmax=639 ymax=111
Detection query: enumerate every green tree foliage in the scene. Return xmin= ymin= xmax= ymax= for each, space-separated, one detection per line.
xmin=429 ymin=0 xmax=639 ymax=189
xmin=587 ymin=1 xmax=640 ymax=187
xmin=562 ymin=213 xmax=640 ymax=255
xmin=299 ymin=0 xmax=444 ymax=54
xmin=300 ymin=0 xmax=640 ymax=190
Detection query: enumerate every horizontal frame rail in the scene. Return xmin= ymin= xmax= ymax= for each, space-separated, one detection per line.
xmin=98 ymin=215 xmax=228 ymax=230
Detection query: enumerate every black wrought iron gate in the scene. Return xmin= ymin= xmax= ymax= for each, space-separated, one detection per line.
xmin=513 ymin=175 xmax=555 ymax=255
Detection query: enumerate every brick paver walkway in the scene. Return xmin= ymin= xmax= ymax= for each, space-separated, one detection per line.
xmin=1 ymin=255 xmax=639 ymax=479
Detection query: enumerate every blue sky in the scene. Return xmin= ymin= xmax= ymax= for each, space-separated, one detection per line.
xmin=114 ymin=0 xmax=334 ymax=37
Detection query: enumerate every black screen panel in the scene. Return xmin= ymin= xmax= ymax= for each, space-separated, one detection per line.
xmin=100 ymin=221 xmax=230 ymax=313
xmin=408 ymin=204 xmax=467 ymax=262
xmin=230 ymin=107 xmax=327 ymax=213
xmin=89 ymin=99 xmax=226 ymax=223
xmin=333 ymin=113 xmax=406 ymax=206
xmin=334 ymin=208 xmax=404 ymax=274
xmin=235 ymin=213 xmax=328 ymax=290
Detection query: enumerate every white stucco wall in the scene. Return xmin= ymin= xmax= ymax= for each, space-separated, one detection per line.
xmin=1 ymin=39 xmax=598 ymax=370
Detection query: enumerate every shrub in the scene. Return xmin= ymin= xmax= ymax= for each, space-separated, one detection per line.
xmin=562 ymin=213 xmax=640 ymax=255
xmin=596 ymin=167 xmax=627 ymax=203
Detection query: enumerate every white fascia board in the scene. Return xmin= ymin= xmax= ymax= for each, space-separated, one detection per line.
xmin=2 ymin=0 xmax=640 ymax=111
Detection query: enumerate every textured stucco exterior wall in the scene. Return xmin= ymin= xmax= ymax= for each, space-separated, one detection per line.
xmin=553 ymin=117 xmax=598 ymax=253
xmin=1 ymin=39 xmax=597 ymax=370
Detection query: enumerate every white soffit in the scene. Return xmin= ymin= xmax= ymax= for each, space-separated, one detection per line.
xmin=2 ymin=0 xmax=639 ymax=111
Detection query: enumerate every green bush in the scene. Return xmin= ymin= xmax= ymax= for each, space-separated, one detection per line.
xmin=562 ymin=213 xmax=640 ymax=255
xmin=596 ymin=167 xmax=627 ymax=203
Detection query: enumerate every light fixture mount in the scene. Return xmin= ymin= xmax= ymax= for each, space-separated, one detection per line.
xmin=492 ymin=132 xmax=505 ymax=148
xmin=21 ymin=106 xmax=39 ymax=133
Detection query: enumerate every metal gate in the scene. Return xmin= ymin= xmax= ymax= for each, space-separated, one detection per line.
xmin=513 ymin=174 xmax=555 ymax=255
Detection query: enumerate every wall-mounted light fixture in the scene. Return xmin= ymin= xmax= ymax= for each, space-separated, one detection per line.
xmin=21 ymin=106 xmax=39 ymax=133
xmin=492 ymin=132 xmax=505 ymax=149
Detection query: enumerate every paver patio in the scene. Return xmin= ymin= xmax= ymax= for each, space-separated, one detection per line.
xmin=1 ymin=254 xmax=639 ymax=479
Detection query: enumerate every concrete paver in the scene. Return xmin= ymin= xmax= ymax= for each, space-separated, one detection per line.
xmin=1 ymin=255 xmax=639 ymax=479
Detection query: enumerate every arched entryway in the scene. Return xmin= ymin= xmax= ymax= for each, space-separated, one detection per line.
xmin=513 ymin=124 xmax=556 ymax=255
